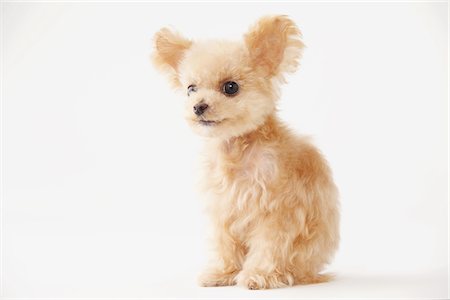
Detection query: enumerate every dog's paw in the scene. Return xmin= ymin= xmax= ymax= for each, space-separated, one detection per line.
xmin=237 ymin=270 xmax=294 ymax=290
xmin=198 ymin=269 xmax=238 ymax=287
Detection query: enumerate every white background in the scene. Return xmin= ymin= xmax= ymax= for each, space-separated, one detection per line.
xmin=2 ymin=2 xmax=448 ymax=299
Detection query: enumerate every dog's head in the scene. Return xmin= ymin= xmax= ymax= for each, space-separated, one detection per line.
xmin=152 ymin=15 xmax=304 ymax=139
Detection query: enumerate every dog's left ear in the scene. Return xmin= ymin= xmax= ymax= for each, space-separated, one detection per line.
xmin=152 ymin=28 xmax=192 ymax=87
xmin=244 ymin=15 xmax=304 ymax=80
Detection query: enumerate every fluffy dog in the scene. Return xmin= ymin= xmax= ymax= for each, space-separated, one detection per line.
xmin=152 ymin=15 xmax=339 ymax=290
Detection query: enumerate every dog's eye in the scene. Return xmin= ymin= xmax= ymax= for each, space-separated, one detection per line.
xmin=222 ymin=81 xmax=239 ymax=96
xmin=187 ymin=84 xmax=197 ymax=96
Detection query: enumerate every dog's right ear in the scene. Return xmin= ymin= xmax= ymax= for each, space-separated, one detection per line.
xmin=152 ymin=28 xmax=192 ymax=87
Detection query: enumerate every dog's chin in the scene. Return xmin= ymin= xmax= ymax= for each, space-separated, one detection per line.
xmin=188 ymin=117 xmax=260 ymax=140
xmin=188 ymin=118 xmax=230 ymax=138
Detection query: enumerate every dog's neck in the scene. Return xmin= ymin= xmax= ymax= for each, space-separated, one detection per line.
xmin=218 ymin=115 xmax=284 ymax=155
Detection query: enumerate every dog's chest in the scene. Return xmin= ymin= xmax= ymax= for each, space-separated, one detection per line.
xmin=205 ymin=142 xmax=278 ymax=210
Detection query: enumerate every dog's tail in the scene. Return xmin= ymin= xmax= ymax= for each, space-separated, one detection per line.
xmin=296 ymin=272 xmax=336 ymax=285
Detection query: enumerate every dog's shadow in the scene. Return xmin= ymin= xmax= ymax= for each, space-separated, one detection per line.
xmin=274 ymin=270 xmax=447 ymax=298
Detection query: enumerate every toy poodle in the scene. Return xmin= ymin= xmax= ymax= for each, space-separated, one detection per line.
xmin=152 ymin=15 xmax=340 ymax=290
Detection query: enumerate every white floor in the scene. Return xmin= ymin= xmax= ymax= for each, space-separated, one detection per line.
xmin=145 ymin=269 xmax=449 ymax=299
xmin=2 ymin=231 xmax=448 ymax=298
xmin=3 ymin=265 xmax=448 ymax=299
xmin=2 ymin=270 xmax=449 ymax=299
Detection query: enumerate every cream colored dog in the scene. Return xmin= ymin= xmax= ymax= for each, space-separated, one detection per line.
xmin=152 ymin=15 xmax=339 ymax=290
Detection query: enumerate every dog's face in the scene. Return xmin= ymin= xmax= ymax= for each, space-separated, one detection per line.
xmin=153 ymin=16 xmax=304 ymax=139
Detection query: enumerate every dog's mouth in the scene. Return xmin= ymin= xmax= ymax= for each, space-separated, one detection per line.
xmin=198 ymin=119 xmax=224 ymax=126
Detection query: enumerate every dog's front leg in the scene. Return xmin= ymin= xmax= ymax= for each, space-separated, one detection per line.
xmin=236 ymin=215 xmax=297 ymax=290
xmin=199 ymin=221 xmax=245 ymax=287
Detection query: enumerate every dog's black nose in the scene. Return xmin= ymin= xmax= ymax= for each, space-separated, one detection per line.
xmin=193 ymin=103 xmax=208 ymax=116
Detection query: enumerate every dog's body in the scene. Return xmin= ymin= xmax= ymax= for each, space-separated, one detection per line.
xmin=153 ymin=15 xmax=339 ymax=289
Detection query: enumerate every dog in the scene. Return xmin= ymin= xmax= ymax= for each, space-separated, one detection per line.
xmin=152 ymin=15 xmax=339 ymax=290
